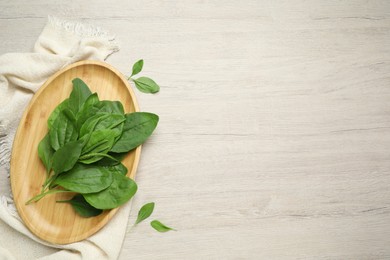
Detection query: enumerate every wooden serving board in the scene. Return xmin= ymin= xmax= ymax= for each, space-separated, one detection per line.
xmin=10 ymin=60 xmax=141 ymax=244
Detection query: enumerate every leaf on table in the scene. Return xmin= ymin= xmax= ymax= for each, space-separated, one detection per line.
xmin=135 ymin=202 xmax=155 ymax=225
xmin=130 ymin=59 xmax=144 ymax=77
xmin=150 ymin=220 xmax=175 ymax=232
xmin=133 ymin=77 xmax=160 ymax=94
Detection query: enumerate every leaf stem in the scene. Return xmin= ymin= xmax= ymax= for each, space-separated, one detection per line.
xmin=56 ymin=199 xmax=71 ymax=203
xmin=25 ymin=189 xmax=73 ymax=205
xmin=41 ymin=174 xmax=57 ymax=192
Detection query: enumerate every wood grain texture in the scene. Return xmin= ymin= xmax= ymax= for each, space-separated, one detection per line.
xmin=10 ymin=61 xmax=140 ymax=244
xmin=1 ymin=0 xmax=390 ymax=259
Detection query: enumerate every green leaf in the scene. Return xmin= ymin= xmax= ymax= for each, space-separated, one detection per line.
xmin=130 ymin=59 xmax=144 ymax=77
xmin=95 ymin=114 xmax=125 ymax=134
xmin=79 ymin=129 xmax=121 ymax=164
xmin=37 ymin=133 xmax=55 ymax=174
xmin=58 ymin=194 xmax=103 ymax=218
xmin=49 ymin=108 xmax=78 ymax=151
xmin=150 ymin=220 xmax=175 ymax=232
xmin=51 ymin=139 xmax=84 ymax=174
xmin=133 ymin=77 xmax=160 ymax=93
xmin=110 ymin=112 xmax=159 ymax=153
xmin=47 ymin=99 xmax=69 ymax=129
xmin=76 ymin=93 xmax=100 ymax=130
xmin=83 ymin=173 xmax=137 ymax=210
xmin=68 ymin=78 xmax=92 ymax=115
xmin=97 ymin=100 xmax=125 ymax=115
xmin=79 ymin=93 xmax=100 ymax=112
xmin=76 ymin=99 xmax=124 ymax=131
xmin=79 ymin=113 xmax=107 ymax=138
xmin=53 ymin=164 xmax=113 ymax=193
xmin=103 ymin=163 xmax=128 ymax=176
xmin=80 ymin=113 xmax=125 ymax=138
xmin=135 ymin=202 xmax=155 ymax=225
xmin=94 ymin=152 xmax=127 ymax=166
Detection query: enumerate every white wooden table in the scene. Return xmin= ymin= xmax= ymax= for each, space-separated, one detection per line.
xmin=1 ymin=1 xmax=390 ymax=259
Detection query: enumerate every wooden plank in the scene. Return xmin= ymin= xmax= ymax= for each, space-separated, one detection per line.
xmin=0 ymin=0 xmax=389 ymax=259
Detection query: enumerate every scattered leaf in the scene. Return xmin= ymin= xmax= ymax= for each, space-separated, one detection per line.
xmin=135 ymin=202 xmax=155 ymax=225
xmin=133 ymin=77 xmax=160 ymax=94
xmin=130 ymin=59 xmax=144 ymax=77
xmin=150 ymin=220 xmax=175 ymax=232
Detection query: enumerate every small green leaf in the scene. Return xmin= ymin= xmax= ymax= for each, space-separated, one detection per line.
xmin=38 ymin=133 xmax=55 ymax=174
xmin=51 ymin=139 xmax=84 ymax=174
xmin=150 ymin=220 xmax=175 ymax=232
xmin=135 ymin=202 xmax=155 ymax=225
xmin=110 ymin=112 xmax=159 ymax=153
xmin=76 ymin=99 xmax=124 ymax=131
xmin=78 ymin=93 xmax=100 ymax=114
xmin=76 ymin=93 xmax=100 ymax=130
xmin=47 ymin=99 xmax=69 ymax=129
xmin=97 ymin=100 xmax=125 ymax=115
xmin=49 ymin=108 xmax=78 ymax=151
xmin=133 ymin=77 xmax=160 ymax=94
xmin=83 ymin=173 xmax=137 ymax=210
xmin=53 ymin=164 xmax=113 ymax=193
xmin=104 ymin=163 xmax=128 ymax=175
xmin=68 ymin=78 xmax=92 ymax=115
xmin=131 ymin=59 xmax=144 ymax=77
xmin=79 ymin=129 xmax=121 ymax=164
xmin=80 ymin=113 xmax=125 ymax=138
xmin=58 ymin=194 xmax=103 ymax=218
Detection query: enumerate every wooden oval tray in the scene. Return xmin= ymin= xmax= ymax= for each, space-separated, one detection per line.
xmin=10 ymin=60 xmax=141 ymax=244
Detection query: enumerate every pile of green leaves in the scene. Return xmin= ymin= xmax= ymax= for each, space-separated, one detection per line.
xmin=27 ymin=78 xmax=158 ymax=218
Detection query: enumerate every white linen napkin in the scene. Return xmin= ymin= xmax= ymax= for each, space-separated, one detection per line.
xmin=0 ymin=16 xmax=132 ymax=260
